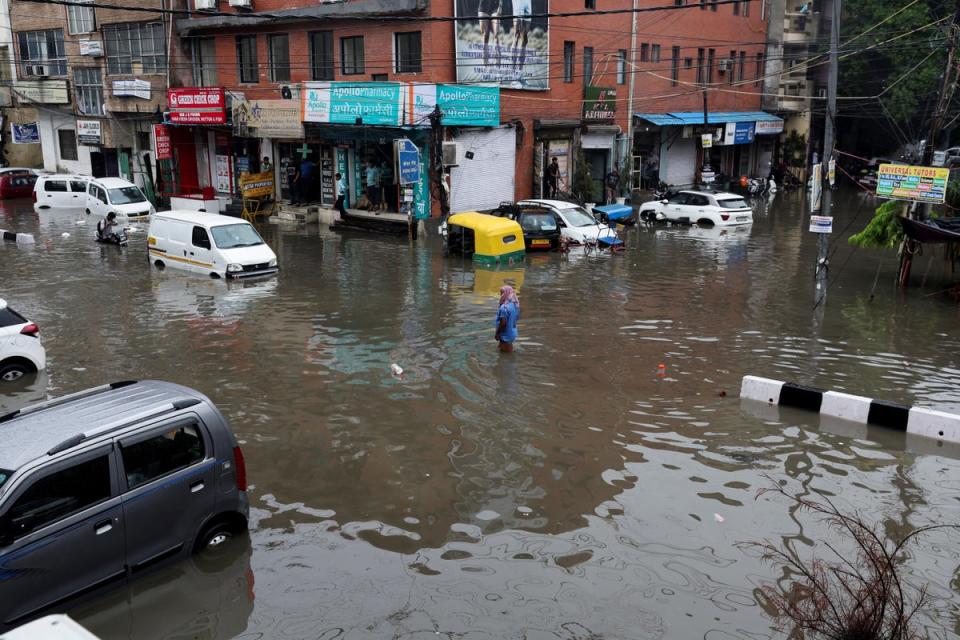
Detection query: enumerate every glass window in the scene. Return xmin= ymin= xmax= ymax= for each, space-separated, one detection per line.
xmin=17 ymin=30 xmax=66 ymax=76
xmin=696 ymin=48 xmax=705 ymax=84
xmin=67 ymin=0 xmax=95 ymax=35
xmin=103 ymin=22 xmax=166 ymax=75
xmin=733 ymin=0 xmax=740 ymax=15
xmin=668 ymin=192 xmax=689 ymax=204
xmin=191 ymin=38 xmax=217 ymax=87
xmin=108 ymin=186 xmax=145 ymax=204
xmin=191 ymin=226 xmax=211 ymax=249
xmin=70 ymin=180 xmax=87 ymax=192
xmin=583 ymin=46 xmax=593 ymax=85
xmin=58 ymin=130 xmax=78 ymax=161
xmin=671 ymin=46 xmax=680 ymax=85
xmin=236 ymin=35 xmax=258 ymax=83
xmin=309 ymin=31 xmax=333 ymax=81
xmin=585 ymin=0 xmax=595 ymax=8
xmin=707 ymin=49 xmax=715 ymax=83
xmin=562 ymin=207 xmax=598 ymax=227
xmin=717 ymin=198 xmax=749 ymax=209
xmin=121 ymin=424 xmax=205 ymax=490
xmin=211 ymin=223 xmax=264 ymax=249
xmin=739 ymin=51 xmax=746 ymax=82
xmin=617 ymin=49 xmax=626 ymax=85
xmin=711 ymin=0 xmax=718 ymax=10
xmin=563 ymin=41 xmax=574 ymax=83
xmin=651 ymin=44 xmax=661 ymax=63
xmin=0 ymin=307 xmax=26 ymax=328
xmin=268 ymin=34 xmax=290 ymax=82
xmin=341 ymin=36 xmax=364 ymax=75
xmin=744 ymin=0 xmax=750 ymax=16
xmin=0 ymin=469 xmax=10 ymax=491
xmin=755 ymin=53 xmax=763 ymax=86
xmin=74 ymin=67 xmax=103 ymax=116
xmin=395 ymin=31 xmax=422 ymax=74
xmin=2 ymin=456 xmax=111 ymax=540
xmin=521 ymin=213 xmax=558 ymax=232
xmin=44 ymin=179 xmax=67 ymax=192
xmin=640 ymin=43 xmax=649 ymax=62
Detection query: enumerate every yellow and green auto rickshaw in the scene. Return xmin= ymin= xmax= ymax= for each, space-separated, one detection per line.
xmin=445 ymin=212 xmax=525 ymax=265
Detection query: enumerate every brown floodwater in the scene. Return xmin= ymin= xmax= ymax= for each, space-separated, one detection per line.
xmin=1 ymin=189 xmax=959 ymax=639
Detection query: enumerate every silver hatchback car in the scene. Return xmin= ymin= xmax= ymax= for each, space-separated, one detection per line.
xmin=0 ymin=380 xmax=249 ymax=627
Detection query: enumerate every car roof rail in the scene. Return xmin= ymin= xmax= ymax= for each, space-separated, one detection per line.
xmin=0 ymin=380 xmax=139 ymax=425
xmin=46 ymin=397 xmax=201 ymax=456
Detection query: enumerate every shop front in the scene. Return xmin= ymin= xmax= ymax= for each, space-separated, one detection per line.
xmin=161 ymin=87 xmax=230 ymax=208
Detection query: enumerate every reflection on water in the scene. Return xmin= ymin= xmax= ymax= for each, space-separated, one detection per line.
xmin=2 ymin=192 xmax=960 ymax=637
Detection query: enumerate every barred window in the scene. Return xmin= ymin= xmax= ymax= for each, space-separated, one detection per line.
xmin=103 ymin=22 xmax=166 ymax=75
xmin=309 ymin=31 xmax=334 ymax=81
xmin=341 ymin=36 xmax=364 ymax=75
xmin=268 ymin=34 xmax=290 ymax=82
xmin=236 ymin=35 xmax=258 ymax=83
xmin=74 ymin=67 xmax=103 ymax=116
xmin=17 ymin=30 xmax=66 ymax=77
xmin=67 ymin=0 xmax=95 ymax=35
xmin=58 ymin=129 xmax=78 ymax=161
xmin=191 ymin=38 xmax=217 ymax=86
xmin=394 ymin=31 xmax=421 ymax=74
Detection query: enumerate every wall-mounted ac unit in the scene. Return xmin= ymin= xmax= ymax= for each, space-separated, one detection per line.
xmin=442 ymin=141 xmax=463 ymax=167
xmin=27 ymin=65 xmax=49 ymax=77
xmin=195 ymin=0 xmax=216 ymax=9
xmin=717 ymin=59 xmax=729 ymax=73
xmin=228 ymin=0 xmax=252 ymax=8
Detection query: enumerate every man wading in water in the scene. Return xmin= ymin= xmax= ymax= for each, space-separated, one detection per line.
xmin=495 ymin=285 xmax=520 ymax=353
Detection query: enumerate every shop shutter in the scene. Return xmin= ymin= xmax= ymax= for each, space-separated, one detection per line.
xmin=663 ymin=137 xmax=696 ymax=186
xmin=580 ymin=132 xmax=615 ymax=150
xmin=449 ymin=127 xmax=516 ymax=213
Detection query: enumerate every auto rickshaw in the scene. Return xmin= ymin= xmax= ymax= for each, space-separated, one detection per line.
xmin=445 ymin=212 xmax=526 ymax=265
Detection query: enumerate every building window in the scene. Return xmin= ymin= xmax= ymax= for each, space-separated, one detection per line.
xmin=17 ymin=29 xmax=66 ymax=76
xmin=583 ymin=46 xmax=593 ymax=85
xmin=651 ymin=44 xmax=661 ymax=63
xmin=707 ymin=48 xmax=715 ymax=83
xmin=674 ymin=0 xmax=684 ymax=4
xmin=74 ymin=67 xmax=103 ymax=115
xmin=395 ymin=31 xmax=422 ymax=73
xmin=733 ymin=0 xmax=740 ymax=15
xmin=729 ymin=50 xmax=736 ymax=83
xmin=671 ymin=47 xmax=680 ymax=85
xmin=341 ymin=36 xmax=364 ymax=75
xmin=696 ymin=48 xmax=705 ymax=84
xmin=371 ymin=73 xmax=388 ymax=81
xmin=585 ymin=0 xmax=596 ymax=8
xmin=191 ymin=37 xmax=217 ymax=86
xmin=268 ymin=34 xmax=290 ymax=82
xmin=700 ymin=0 xmax=706 ymax=8
xmin=67 ymin=0 xmax=95 ymax=35
xmin=640 ymin=43 xmax=649 ymax=62
xmin=103 ymin=22 xmax=166 ymax=75
xmin=711 ymin=0 xmax=718 ymax=10
xmin=137 ymin=131 xmax=151 ymax=151
xmin=309 ymin=31 xmax=334 ymax=81
xmin=617 ymin=49 xmax=627 ymax=84
xmin=739 ymin=51 xmax=746 ymax=82
xmin=563 ymin=41 xmax=574 ymax=82
xmin=755 ymin=52 xmax=763 ymax=86
xmin=58 ymin=129 xmax=77 ymax=161
xmin=236 ymin=35 xmax=258 ymax=83
xmin=685 ymin=57 xmax=693 ymax=69
xmin=744 ymin=0 xmax=750 ymax=16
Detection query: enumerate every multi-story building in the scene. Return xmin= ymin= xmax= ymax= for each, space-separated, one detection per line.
xmin=8 ymin=0 xmax=171 ymax=185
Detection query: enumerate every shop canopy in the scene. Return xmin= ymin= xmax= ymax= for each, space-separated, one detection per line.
xmin=634 ymin=111 xmax=783 ymax=127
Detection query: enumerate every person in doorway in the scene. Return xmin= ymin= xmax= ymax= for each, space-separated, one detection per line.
xmin=261 ymin=156 xmax=273 ymax=174
xmin=495 ymin=284 xmax=520 ymax=354
xmin=335 ymin=172 xmax=348 ymax=220
xmin=546 ymin=157 xmax=560 ymax=198
xmin=380 ymin=159 xmax=393 ymax=211
xmin=298 ymin=155 xmax=314 ymax=204
xmin=365 ymin=160 xmax=380 ymax=210
xmin=605 ymin=165 xmax=620 ymax=204
xmin=286 ymin=159 xmax=300 ymax=205
xmin=478 ymin=0 xmax=502 ymax=67
xmin=96 ymin=211 xmax=119 ymax=241
xmin=512 ymin=0 xmax=532 ymax=74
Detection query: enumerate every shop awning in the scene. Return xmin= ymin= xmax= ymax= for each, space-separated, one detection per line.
xmin=634 ymin=111 xmax=783 ymax=126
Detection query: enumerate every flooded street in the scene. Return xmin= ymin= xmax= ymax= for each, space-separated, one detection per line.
xmin=3 ymin=190 xmax=960 ymax=639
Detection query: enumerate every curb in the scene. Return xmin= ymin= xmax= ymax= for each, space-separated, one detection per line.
xmin=0 ymin=229 xmax=35 ymax=245
xmin=740 ymin=375 xmax=960 ymax=444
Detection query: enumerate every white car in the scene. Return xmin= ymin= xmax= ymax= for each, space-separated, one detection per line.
xmin=516 ymin=199 xmax=617 ymax=245
xmin=0 ymin=298 xmax=46 ymax=383
xmin=33 ymin=174 xmax=89 ymax=209
xmin=638 ymin=190 xmax=753 ymax=226
xmin=86 ymin=177 xmax=154 ymax=220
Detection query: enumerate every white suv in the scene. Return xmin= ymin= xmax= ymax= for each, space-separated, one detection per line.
xmin=639 ymin=190 xmax=753 ymax=226
xmin=0 ymin=298 xmax=46 ymax=383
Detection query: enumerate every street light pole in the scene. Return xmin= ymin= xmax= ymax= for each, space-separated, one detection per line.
xmin=816 ymin=0 xmax=841 ymax=296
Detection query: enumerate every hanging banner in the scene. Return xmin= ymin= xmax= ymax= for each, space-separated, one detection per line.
xmin=113 ymin=79 xmax=151 ymax=100
xmin=876 ymin=163 xmax=949 ymax=205
xmin=153 ymin=124 xmax=171 ymax=159
xmin=302 ymin=82 xmax=402 ymax=126
xmin=168 ymin=87 xmax=226 ymax=125
xmin=76 ymin=120 xmax=101 ymax=145
xmin=454 ymin=0 xmax=549 ymax=90
xmin=11 ymin=122 xmax=39 ymax=144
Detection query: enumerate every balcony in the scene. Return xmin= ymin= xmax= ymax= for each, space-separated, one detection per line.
xmin=778 ymin=79 xmax=813 ymax=112
xmin=783 ymin=11 xmax=819 ymax=44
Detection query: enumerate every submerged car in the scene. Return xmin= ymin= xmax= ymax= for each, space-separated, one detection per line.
xmin=0 ymin=298 xmax=45 ymax=383
xmin=86 ymin=178 xmax=154 ymax=220
xmin=516 ymin=199 xmax=617 ymax=245
xmin=0 ymin=170 xmax=38 ymax=199
xmin=491 ymin=203 xmax=562 ymax=251
xmin=638 ymin=190 xmax=753 ymax=226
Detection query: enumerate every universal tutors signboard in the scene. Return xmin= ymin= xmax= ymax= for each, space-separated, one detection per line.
xmin=168 ymin=87 xmax=226 ymax=125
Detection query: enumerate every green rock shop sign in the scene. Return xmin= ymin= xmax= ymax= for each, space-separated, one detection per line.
xmin=582 ymin=87 xmax=617 ymax=122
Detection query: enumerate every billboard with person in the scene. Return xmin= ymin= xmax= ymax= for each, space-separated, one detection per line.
xmin=454 ymin=0 xmax=549 ymax=90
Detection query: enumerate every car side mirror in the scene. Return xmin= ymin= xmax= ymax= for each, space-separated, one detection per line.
xmin=661 ymin=199 xmax=669 ymax=204
xmin=0 ymin=515 xmax=18 ymax=547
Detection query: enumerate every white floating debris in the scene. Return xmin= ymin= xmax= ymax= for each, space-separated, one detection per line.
xmin=714 ymin=513 xmax=725 ymax=523
xmin=476 ymin=510 xmax=500 ymax=521
xmin=517 ymin=506 xmax=533 ymax=515
xmin=60 ymin=232 xmax=70 ymax=238
xmin=75 ymin=219 xmax=86 ymax=225
xmin=390 ymin=363 xmax=403 ymax=376
xmin=16 ymin=233 xmax=35 ymax=245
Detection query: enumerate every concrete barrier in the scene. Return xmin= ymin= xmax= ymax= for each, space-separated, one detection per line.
xmin=740 ymin=375 xmax=960 ymax=444
xmin=0 ymin=229 xmax=35 ymax=244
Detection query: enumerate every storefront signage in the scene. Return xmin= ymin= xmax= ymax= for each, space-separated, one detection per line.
xmin=153 ymin=124 xmax=171 ymax=159
xmin=454 ymin=0 xmax=549 ymax=90
xmin=11 ymin=122 xmax=39 ymax=144
xmin=414 ymin=149 xmax=430 ymax=219
xmin=76 ymin=119 xmax=101 ymax=145
xmin=239 ymin=170 xmax=275 ymax=199
xmin=249 ymin=99 xmax=303 ymax=138
xmin=701 ymin=133 xmax=713 ymax=148
xmin=169 ymin=87 xmax=227 ymax=125
xmin=876 ymin=163 xmax=949 ymax=204
xmin=396 ymin=138 xmax=420 ymax=185
xmin=407 ymin=84 xmax=500 ymax=127
xmin=755 ymin=119 xmax=784 ymax=135
xmin=13 ymin=80 xmax=69 ymax=104
xmin=809 ymin=215 xmax=833 ymax=234
xmin=730 ymin=122 xmax=755 ymax=145
xmin=827 ymin=158 xmax=836 ymax=187
xmin=811 ymin=163 xmax=822 ymax=213
xmin=302 ymin=82 xmax=402 ymax=126
xmin=582 ymin=87 xmax=617 ymax=121
xmin=113 ymin=79 xmax=152 ymax=100
xmin=79 ymin=40 xmax=103 ymax=56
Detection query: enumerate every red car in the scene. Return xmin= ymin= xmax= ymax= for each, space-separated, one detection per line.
xmin=0 ymin=169 xmax=38 ymax=198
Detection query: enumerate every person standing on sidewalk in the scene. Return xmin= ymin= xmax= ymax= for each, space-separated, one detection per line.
xmin=286 ymin=159 xmax=300 ymax=206
xmin=335 ymin=172 xmax=348 ymax=220
xmin=299 ymin=155 xmax=315 ymax=204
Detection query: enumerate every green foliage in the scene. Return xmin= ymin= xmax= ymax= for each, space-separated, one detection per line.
xmin=840 ymin=0 xmax=947 ymax=125
xmin=782 ymin=131 xmax=807 ymax=168
xmin=944 ymin=173 xmax=960 ymax=212
xmin=573 ymin=148 xmax=594 ymax=202
xmin=849 ymin=199 xmax=905 ymax=249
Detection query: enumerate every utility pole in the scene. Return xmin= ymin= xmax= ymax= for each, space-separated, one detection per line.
xmin=626 ymin=0 xmax=638 ymax=189
xmin=816 ymin=0 xmax=841 ymax=296
xmin=428 ymin=105 xmax=450 ymax=221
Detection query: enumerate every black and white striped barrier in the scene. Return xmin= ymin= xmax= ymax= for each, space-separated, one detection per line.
xmin=740 ymin=375 xmax=960 ymax=444
xmin=1 ymin=229 xmax=35 ymax=244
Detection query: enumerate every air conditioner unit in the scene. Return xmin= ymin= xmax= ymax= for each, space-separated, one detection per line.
xmin=442 ymin=141 xmax=463 ymax=167
xmin=228 ymin=0 xmax=252 ymax=8
xmin=717 ymin=59 xmax=729 ymax=73
xmin=28 ymin=65 xmax=49 ymax=77
xmin=195 ymin=0 xmax=216 ymax=9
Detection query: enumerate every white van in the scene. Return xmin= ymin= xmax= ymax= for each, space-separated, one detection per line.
xmin=148 ymin=211 xmax=278 ymax=279
xmin=86 ymin=177 xmax=155 ymax=219
xmin=32 ymin=174 xmax=89 ymax=209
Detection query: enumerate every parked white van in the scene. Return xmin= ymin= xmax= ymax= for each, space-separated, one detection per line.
xmin=148 ymin=211 xmax=278 ymax=279
xmin=86 ymin=177 xmax=154 ymax=220
xmin=32 ymin=174 xmax=89 ymax=209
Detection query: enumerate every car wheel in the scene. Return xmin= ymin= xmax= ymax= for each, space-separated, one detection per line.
xmin=195 ymin=521 xmax=234 ymax=554
xmin=0 ymin=360 xmax=33 ymax=383
xmin=697 ymin=219 xmax=715 ymax=227
xmin=154 ymin=260 xmax=165 ymax=270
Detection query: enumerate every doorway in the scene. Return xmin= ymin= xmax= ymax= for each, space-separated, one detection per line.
xmin=583 ymin=148 xmax=608 ymax=204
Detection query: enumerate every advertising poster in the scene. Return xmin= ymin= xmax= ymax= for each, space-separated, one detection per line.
xmin=168 ymin=87 xmax=226 ymax=125
xmin=303 ymin=82 xmax=402 ymax=126
xmin=76 ymin=120 xmax=101 ymax=145
xmin=454 ymin=0 xmax=549 ymax=90
xmin=153 ymin=124 xmax=171 ymax=159
xmin=11 ymin=122 xmax=39 ymax=144
xmin=876 ymin=163 xmax=949 ymax=205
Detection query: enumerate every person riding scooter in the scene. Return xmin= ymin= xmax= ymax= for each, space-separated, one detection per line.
xmin=96 ymin=212 xmax=123 ymax=243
